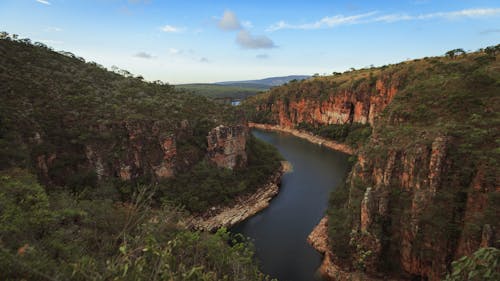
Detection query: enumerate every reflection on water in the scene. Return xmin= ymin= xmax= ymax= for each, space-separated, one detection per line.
xmin=232 ymin=129 xmax=350 ymax=281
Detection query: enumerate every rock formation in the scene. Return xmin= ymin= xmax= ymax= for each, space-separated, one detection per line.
xmin=206 ymin=125 xmax=248 ymax=169
xmin=186 ymin=161 xmax=289 ymax=231
xmin=247 ymin=52 xmax=499 ymax=280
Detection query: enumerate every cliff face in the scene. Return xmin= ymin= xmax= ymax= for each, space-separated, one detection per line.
xmin=34 ymin=121 xmax=249 ymax=185
xmin=245 ymin=51 xmax=500 ymax=280
xmin=207 ymin=125 xmax=248 ymax=169
xmin=252 ymin=76 xmax=400 ymax=128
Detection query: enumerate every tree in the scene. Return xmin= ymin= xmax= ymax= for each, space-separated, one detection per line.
xmin=444 ymin=247 xmax=500 ymax=281
xmin=484 ymin=44 xmax=500 ymax=56
xmin=445 ymin=48 xmax=466 ymax=59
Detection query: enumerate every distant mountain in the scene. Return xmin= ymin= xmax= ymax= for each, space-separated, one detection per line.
xmin=176 ymin=83 xmax=266 ymax=100
xmin=215 ymin=75 xmax=310 ymax=87
xmin=177 ymin=75 xmax=310 ymax=101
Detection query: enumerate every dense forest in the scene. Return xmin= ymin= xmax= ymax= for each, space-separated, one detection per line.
xmin=244 ymin=45 xmax=500 ymax=280
xmin=0 ymin=33 xmax=282 ymax=280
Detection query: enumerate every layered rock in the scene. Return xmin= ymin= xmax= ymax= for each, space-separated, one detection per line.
xmin=207 ymin=125 xmax=248 ymax=169
xmin=308 ymin=217 xmax=393 ymax=281
xmin=247 ymin=53 xmax=500 ymax=280
xmin=253 ymin=77 xmax=399 ymax=128
xmin=35 ymin=121 xmax=250 ymax=185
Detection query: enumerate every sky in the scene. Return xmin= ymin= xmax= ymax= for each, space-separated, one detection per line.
xmin=1 ymin=0 xmax=499 ymax=84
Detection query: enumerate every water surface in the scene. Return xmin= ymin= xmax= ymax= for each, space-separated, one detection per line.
xmin=233 ymin=129 xmax=350 ymax=281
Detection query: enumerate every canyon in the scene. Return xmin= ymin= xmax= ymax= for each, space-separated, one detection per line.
xmin=244 ymin=52 xmax=499 ymax=280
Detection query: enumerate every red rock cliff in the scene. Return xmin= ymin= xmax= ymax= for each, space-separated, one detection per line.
xmin=246 ymin=54 xmax=499 ymax=281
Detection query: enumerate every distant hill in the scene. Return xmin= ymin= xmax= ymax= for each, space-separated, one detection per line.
xmin=177 ymin=75 xmax=310 ymax=101
xmin=216 ymin=75 xmax=310 ymax=87
xmin=176 ymin=83 xmax=266 ymax=101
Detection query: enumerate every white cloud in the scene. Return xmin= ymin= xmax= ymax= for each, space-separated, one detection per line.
xmin=44 ymin=26 xmax=62 ymax=32
xmin=217 ymin=10 xmax=242 ymax=31
xmin=168 ymin=48 xmax=182 ymax=55
xmin=374 ymin=14 xmax=413 ymax=23
xmin=267 ymin=12 xmax=376 ymax=31
xmin=36 ymin=39 xmax=63 ymax=45
xmin=242 ymin=20 xmax=253 ymax=29
xmin=199 ymin=57 xmax=210 ymax=63
xmin=480 ymin=28 xmax=500 ymax=34
xmin=36 ymin=0 xmax=50 ymax=5
xmin=161 ymin=25 xmax=183 ymax=33
xmin=134 ymin=52 xmax=155 ymax=59
xmin=268 ymin=8 xmax=500 ymax=31
xmin=236 ymin=30 xmax=275 ymax=49
xmin=256 ymin=54 xmax=269 ymax=59
xmin=375 ymin=8 xmax=500 ymax=22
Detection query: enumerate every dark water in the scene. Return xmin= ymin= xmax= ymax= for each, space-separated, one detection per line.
xmin=232 ymin=129 xmax=351 ymax=281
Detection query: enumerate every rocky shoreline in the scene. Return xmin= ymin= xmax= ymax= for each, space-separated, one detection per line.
xmin=249 ymin=122 xmax=366 ymax=279
xmin=248 ymin=122 xmax=355 ymax=155
xmin=186 ymin=161 xmax=291 ymax=231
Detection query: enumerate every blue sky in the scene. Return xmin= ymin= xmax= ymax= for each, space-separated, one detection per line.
xmin=1 ymin=0 xmax=499 ymax=84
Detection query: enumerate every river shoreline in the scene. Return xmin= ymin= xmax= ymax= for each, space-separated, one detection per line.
xmin=186 ymin=161 xmax=290 ymax=231
xmin=248 ymin=123 xmax=355 ymax=155
xmin=249 ymin=123 xmax=375 ymax=280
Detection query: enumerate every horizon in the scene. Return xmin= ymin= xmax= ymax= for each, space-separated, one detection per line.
xmin=1 ymin=0 xmax=499 ymax=84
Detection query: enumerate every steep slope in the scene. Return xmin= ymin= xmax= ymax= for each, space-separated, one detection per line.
xmin=0 ymin=35 xmax=282 ymax=280
xmin=244 ymin=46 xmax=500 ymax=280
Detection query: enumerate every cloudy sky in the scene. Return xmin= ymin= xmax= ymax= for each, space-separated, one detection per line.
xmin=1 ymin=0 xmax=499 ymax=84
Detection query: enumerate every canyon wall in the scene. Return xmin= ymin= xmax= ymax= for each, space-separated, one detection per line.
xmin=206 ymin=125 xmax=248 ymax=169
xmin=253 ymin=77 xmax=399 ymax=128
xmin=246 ymin=53 xmax=499 ymax=280
xmin=35 ymin=120 xmax=249 ymax=185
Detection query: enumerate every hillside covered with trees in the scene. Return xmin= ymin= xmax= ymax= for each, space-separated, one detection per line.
xmin=0 ymin=33 xmax=282 ymax=280
xmin=244 ymin=45 xmax=500 ymax=280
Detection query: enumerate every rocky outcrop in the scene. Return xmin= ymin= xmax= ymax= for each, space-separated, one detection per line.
xmin=246 ymin=55 xmax=499 ymax=281
xmin=253 ymin=77 xmax=399 ymax=128
xmin=207 ymin=125 xmax=248 ymax=169
xmin=308 ymin=217 xmax=396 ymax=281
xmin=35 ymin=121 xmax=251 ymax=185
xmin=186 ymin=161 xmax=290 ymax=231
xmin=249 ymin=123 xmax=354 ymax=155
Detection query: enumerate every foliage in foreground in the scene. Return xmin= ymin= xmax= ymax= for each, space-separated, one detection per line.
xmin=0 ymin=169 xmax=269 ymax=281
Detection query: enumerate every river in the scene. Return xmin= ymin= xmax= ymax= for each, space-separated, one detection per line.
xmin=232 ymin=129 xmax=351 ymax=281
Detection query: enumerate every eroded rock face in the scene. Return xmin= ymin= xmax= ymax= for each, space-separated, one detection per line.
xmin=206 ymin=125 xmax=248 ymax=169
xmin=35 ymin=121 xmax=250 ymax=185
xmin=255 ymin=78 xmax=399 ymax=128
xmin=308 ymin=217 xmax=391 ymax=281
xmin=83 ymin=121 xmax=178 ymax=182
xmin=344 ymin=134 xmax=499 ymax=281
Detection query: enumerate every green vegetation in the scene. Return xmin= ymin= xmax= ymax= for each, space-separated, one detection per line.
xmin=0 ymin=169 xmax=269 ymax=281
xmin=327 ymin=46 xmax=499 ymax=276
xmin=159 ymin=135 xmax=283 ymax=213
xmin=0 ymin=33 xmax=282 ymax=280
xmin=244 ymin=43 xmax=500 ymax=278
xmin=177 ymin=83 xmax=267 ymax=100
xmin=296 ymin=122 xmax=372 ymax=148
xmin=444 ymin=247 xmax=500 ymax=281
